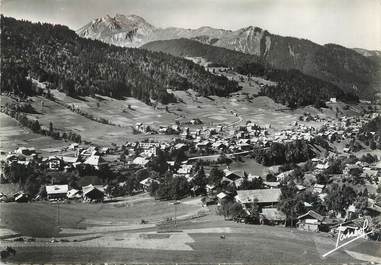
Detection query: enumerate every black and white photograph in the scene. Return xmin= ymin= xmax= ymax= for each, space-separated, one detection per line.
xmin=0 ymin=0 xmax=380 ymax=264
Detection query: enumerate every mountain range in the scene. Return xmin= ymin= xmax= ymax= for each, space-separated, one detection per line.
xmin=77 ymin=14 xmax=381 ymax=99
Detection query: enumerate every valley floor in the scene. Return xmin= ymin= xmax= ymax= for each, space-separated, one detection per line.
xmin=1 ymin=195 xmax=380 ymax=264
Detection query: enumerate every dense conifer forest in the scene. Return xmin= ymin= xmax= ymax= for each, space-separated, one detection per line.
xmin=0 ymin=16 xmax=239 ymax=104
xmin=144 ymin=38 xmax=359 ymax=108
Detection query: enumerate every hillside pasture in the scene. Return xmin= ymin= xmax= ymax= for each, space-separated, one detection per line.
xmin=0 ymin=113 xmax=66 ymax=153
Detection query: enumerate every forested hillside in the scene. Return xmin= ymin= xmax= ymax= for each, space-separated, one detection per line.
xmin=0 ymin=16 xmax=239 ymax=104
xmin=143 ymin=39 xmax=358 ymax=108
xmin=143 ymin=38 xmax=263 ymax=68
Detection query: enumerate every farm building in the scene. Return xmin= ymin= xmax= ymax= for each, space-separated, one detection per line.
xmin=84 ymin=155 xmax=102 ymax=169
xmin=46 ymin=184 xmax=68 ymax=200
xmin=297 ymin=210 xmax=324 ymax=232
xmin=260 ymin=208 xmax=286 ymax=225
xmin=140 ymin=177 xmax=159 ymax=191
xmin=235 ymin=189 xmax=281 ymax=208
xmin=224 ymin=169 xmax=246 ymax=181
xmin=82 ymin=184 xmax=104 ymax=201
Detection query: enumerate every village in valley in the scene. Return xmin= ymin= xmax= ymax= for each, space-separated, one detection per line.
xmin=1 ymin=63 xmax=381 ymax=263
xmin=1 ymin=96 xmax=381 ymax=251
xmin=0 ymin=6 xmax=381 ymax=263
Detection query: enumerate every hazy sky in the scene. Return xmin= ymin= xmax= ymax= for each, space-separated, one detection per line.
xmin=2 ymin=0 xmax=380 ymax=50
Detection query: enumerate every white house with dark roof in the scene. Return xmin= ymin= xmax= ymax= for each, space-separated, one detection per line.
xmin=46 ymin=184 xmax=68 ymax=200
xmin=235 ymin=189 xmax=281 ymax=207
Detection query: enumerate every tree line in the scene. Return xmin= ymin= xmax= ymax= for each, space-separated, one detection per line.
xmin=1 ymin=103 xmax=82 ymax=143
xmin=237 ymin=63 xmax=359 ymax=108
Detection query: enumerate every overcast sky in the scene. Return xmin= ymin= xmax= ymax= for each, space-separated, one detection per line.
xmin=2 ymin=0 xmax=380 ymax=50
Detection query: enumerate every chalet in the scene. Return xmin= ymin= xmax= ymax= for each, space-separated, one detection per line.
xmin=100 ymin=147 xmax=110 ymax=154
xmin=297 ymin=210 xmax=324 ymax=232
xmin=212 ymin=141 xmax=226 ymax=150
xmin=190 ymin=118 xmax=202 ymax=125
xmin=260 ymin=208 xmax=286 ymax=225
xmin=62 ymin=156 xmax=79 ymax=165
xmin=191 ymin=185 xmax=205 ymax=196
xmin=217 ymin=192 xmax=228 ymax=202
xmin=142 ymin=147 xmax=158 ymax=157
xmin=140 ymin=177 xmax=159 ymax=191
xmin=159 ymin=126 xmax=170 ymax=134
xmin=344 ymin=164 xmax=362 ymax=176
xmin=235 ymin=189 xmax=281 ymax=208
xmin=82 ymin=184 xmax=104 ymax=201
xmin=5 ymin=154 xmax=20 ymax=163
xmin=15 ymin=147 xmax=36 ymax=156
xmin=81 ymin=146 xmax=99 ymax=157
xmin=171 ymin=125 xmax=180 ymax=132
xmin=366 ymin=198 xmax=381 ymax=217
xmin=68 ymin=143 xmax=79 ymax=150
xmin=132 ymin=157 xmax=149 ymax=167
xmin=224 ymin=169 xmax=246 ymax=181
xmin=316 ymin=162 xmax=329 ymax=170
xmin=84 ymin=155 xmax=102 ymax=169
xmin=313 ymin=184 xmax=325 ymax=194
xmin=221 ymin=176 xmax=234 ymax=185
xmin=48 ymin=156 xmax=62 ymax=170
xmin=46 ymin=184 xmax=68 ymax=200
xmin=139 ymin=142 xmax=160 ymax=149
xmin=275 ymin=169 xmax=293 ymax=182
xmin=174 ymin=143 xmax=186 ymax=150
xmin=180 ymin=130 xmax=189 ymax=139
xmin=177 ymin=164 xmax=193 ymax=175
xmin=196 ymin=140 xmax=211 ymax=150
xmin=206 ymin=184 xmax=216 ymax=194
xmin=67 ymin=188 xmax=81 ymax=199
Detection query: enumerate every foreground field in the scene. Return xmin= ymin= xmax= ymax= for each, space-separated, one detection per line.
xmin=0 ymin=195 xmax=380 ymax=264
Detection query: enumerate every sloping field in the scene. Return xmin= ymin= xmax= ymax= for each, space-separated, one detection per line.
xmin=0 ymin=195 xmax=201 ymax=237
xmin=0 ymin=113 xmax=66 ymax=153
xmin=1 ymin=193 xmax=380 ymax=264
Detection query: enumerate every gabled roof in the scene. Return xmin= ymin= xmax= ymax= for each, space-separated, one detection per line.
xmin=82 ymin=184 xmax=104 ymax=196
xmin=84 ymin=155 xmax=101 ymax=166
xmin=67 ymin=188 xmax=81 ymax=198
xmin=263 ymin=181 xmax=280 ymax=188
xmin=132 ymin=156 xmax=149 ymax=166
xmin=297 ymin=210 xmax=324 ymax=222
xmin=62 ymin=156 xmax=79 ymax=163
xmin=235 ymin=189 xmax=281 ymax=204
xmin=217 ymin=192 xmax=228 ymax=200
xmin=261 ymin=208 xmax=286 ymax=221
xmin=139 ymin=177 xmax=159 ymax=186
xmin=46 ymin=185 xmax=68 ymax=195
xmin=224 ymin=169 xmax=246 ymax=180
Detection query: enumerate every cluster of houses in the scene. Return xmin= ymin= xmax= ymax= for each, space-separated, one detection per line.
xmin=44 ymin=184 xmax=105 ymax=202
xmin=1 ymin=110 xmax=380 ymax=238
xmin=1 ymin=144 xmax=108 ymax=171
xmin=199 ymin=153 xmax=381 ymax=232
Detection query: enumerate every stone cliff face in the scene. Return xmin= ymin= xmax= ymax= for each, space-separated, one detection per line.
xmin=77 ymin=14 xmax=380 ymax=98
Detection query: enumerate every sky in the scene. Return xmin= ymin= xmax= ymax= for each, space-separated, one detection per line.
xmin=2 ymin=0 xmax=380 ymax=50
